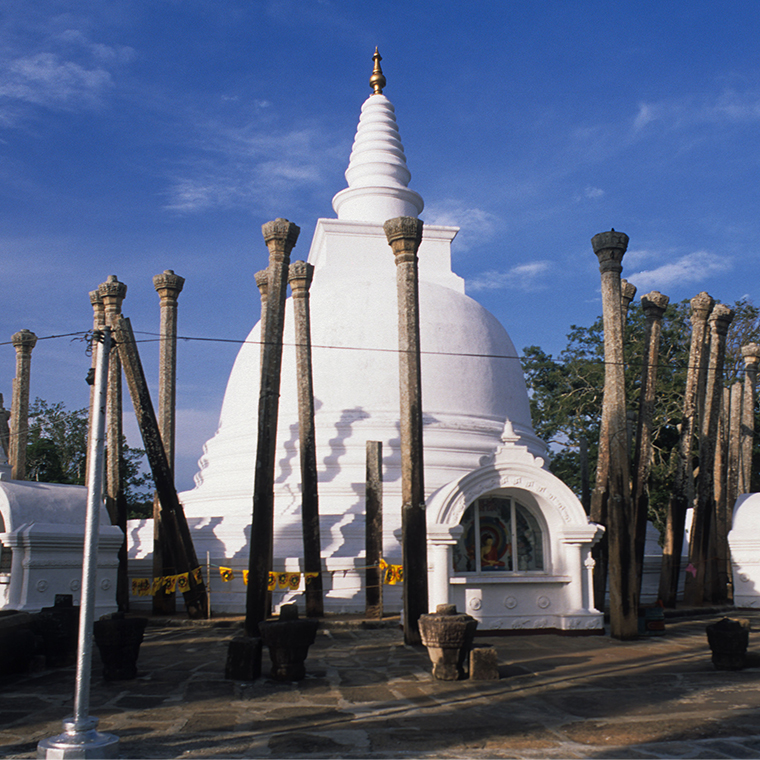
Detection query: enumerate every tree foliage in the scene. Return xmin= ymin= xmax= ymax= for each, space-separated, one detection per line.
xmin=27 ymin=399 xmax=88 ymax=484
xmin=26 ymin=397 xmax=153 ymax=519
xmin=522 ymin=297 xmax=760 ymax=537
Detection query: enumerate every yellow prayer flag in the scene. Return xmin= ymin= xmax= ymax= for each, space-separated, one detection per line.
xmin=132 ymin=578 xmax=151 ymax=596
xmin=287 ymin=572 xmax=301 ymax=590
xmin=267 ymin=572 xmax=275 ymax=590
xmin=386 ymin=565 xmax=403 ymax=585
xmin=219 ymin=567 xmax=234 ymax=582
xmin=277 ymin=572 xmax=289 ymax=590
xmin=151 ymin=577 xmax=163 ymax=596
xmin=192 ymin=567 xmax=203 ymax=585
xmin=305 ymin=572 xmax=319 ymax=585
xmin=176 ymin=572 xmax=190 ymax=593
xmin=243 ymin=570 xmax=249 ymax=585
xmin=379 ymin=558 xmax=388 ymax=570
xmin=164 ymin=575 xmax=177 ymax=593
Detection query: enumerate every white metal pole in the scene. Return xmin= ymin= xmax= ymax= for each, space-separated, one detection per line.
xmin=38 ymin=327 xmax=119 ymax=759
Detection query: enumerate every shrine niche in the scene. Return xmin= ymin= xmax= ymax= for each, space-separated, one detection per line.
xmin=0 ymin=479 xmax=121 ymax=615
xmin=426 ymin=426 xmax=604 ymax=633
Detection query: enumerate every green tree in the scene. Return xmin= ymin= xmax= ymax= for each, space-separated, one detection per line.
xmin=27 ymin=399 xmax=88 ymax=484
xmin=522 ymin=297 xmax=760 ymax=537
xmin=25 ymin=397 xmax=153 ymax=519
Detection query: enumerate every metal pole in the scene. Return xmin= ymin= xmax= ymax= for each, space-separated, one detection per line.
xmin=38 ymin=328 xmax=119 ymax=759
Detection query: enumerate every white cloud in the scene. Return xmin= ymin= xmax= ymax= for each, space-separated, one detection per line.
xmin=622 ymin=247 xmax=658 ymax=268
xmin=633 ymin=103 xmax=658 ymax=131
xmin=632 ymin=89 xmax=760 ymax=133
xmin=574 ymin=186 xmax=605 ymax=202
xmin=627 ymin=250 xmax=731 ymax=292
xmin=424 ymin=201 xmax=499 ymax=252
xmin=0 ymin=52 xmax=112 ymax=108
xmin=163 ymin=124 xmax=346 ymax=213
xmin=467 ymin=260 xmax=550 ymax=292
xmin=57 ymin=29 xmax=135 ymax=65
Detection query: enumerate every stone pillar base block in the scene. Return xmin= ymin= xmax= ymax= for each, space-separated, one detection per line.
xmin=470 ymin=645 xmax=499 ymax=680
xmin=225 ymin=636 xmax=262 ymax=681
xmin=706 ymin=617 xmax=750 ymax=671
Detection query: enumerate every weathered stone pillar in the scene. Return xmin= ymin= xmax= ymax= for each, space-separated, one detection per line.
xmin=246 ymin=219 xmax=299 ymax=637
xmin=740 ymin=343 xmax=760 ymax=494
xmin=9 ymin=329 xmax=37 ymax=480
xmin=153 ymin=270 xmax=184 ymax=468
xmin=684 ymin=303 xmax=734 ymax=606
xmin=579 ymin=437 xmax=590 ymax=513
xmin=621 ymin=279 xmax=637 ymax=326
xmin=365 ymin=440 xmax=383 ymax=619
xmin=726 ymin=382 xmax=742 ymax=510
xmin=385 ymin=215 xmax=429 ymax=646
xmin=590 ymin=279 xmax=636 ymax=610
xmin=632 ymin=291 xmax=669 ymax=592
xmin=255 ymin=269 xmax=269 ymax=373
xmin=152 ymin=269 xmax=185 ymax=615
xmin=288 ymin=260 xmax=323 ymax=618
xmin=85 ymin=290 xmax=105 ymax=485
xmin=708 ymin=386 xmax=729 ymax=604
xmin=658 ymin=292 xmax=714 ymax=607
xmin=0 ymin=394 xmax=10 ymax=464
xmin=99 ymin=275 xmax=128 ymax=611
xmin=718 ymin=381 xmax=743 ymax=601
xmin=592 ymin=229 xmax=637 ymax=639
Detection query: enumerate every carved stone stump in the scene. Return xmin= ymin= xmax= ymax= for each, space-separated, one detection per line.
xmin=258 ymin=604 xmax=318 ymax=681
xmin=706 ymin=617 xmax=750 ymax=671
xmin=418 ymin=604 xmax=478 ymax=681
xmin=93 ymin=613 xmax=147 ymax=681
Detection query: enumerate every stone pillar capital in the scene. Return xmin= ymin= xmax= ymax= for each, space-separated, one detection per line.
xmin=255 ymin=269 xmax=269 ymax=298
xmin=690 ymin=291 xmax=715 ymax=323
xmin=641 ymin=291 xmax=669 ymax=319
xmin=261 ymin=218 xmax=300 ymax=260
xmin=742 ymin=342 xmax=760 ymax=369
xmin=709 ymin=303 xmax=735 ymax=336
xmin=288 ymin=261 xmax=314 ymax=297
xmin=99 ymin=275 xmax=127 ymax=316
xmin=384 ymin=216 xmax=424 ymax=262
xmin=591 ymin=229 xmax=629 ymax=273
xmin=153 ymin=269 xmax=185 ymax=302
xmin=11 ymin=329 xmax=37 ymax=353
xmin=621 ymin=279 xmax=637 ymax=310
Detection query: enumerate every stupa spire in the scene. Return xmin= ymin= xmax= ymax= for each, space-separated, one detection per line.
xmin=370 ymin=47 xmax=386 ymax=94
xmin=331 ymin=49 xmax=424 ymax=223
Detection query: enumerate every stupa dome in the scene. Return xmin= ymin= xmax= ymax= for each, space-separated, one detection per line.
xmin=177 ymin=55 xmax=544 ymax=610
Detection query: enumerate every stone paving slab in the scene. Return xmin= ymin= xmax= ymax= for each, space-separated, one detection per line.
xmin=3 ymin=611 xmax=760 ymax=758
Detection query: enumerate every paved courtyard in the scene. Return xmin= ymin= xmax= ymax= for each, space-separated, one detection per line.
xmin=2 ymin=609 xmax=760 ymax=758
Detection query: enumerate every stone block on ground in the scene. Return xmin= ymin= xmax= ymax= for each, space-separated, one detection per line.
xmin=469 ymin=644 xmax=499 ymax=680
xmin=225 ymin=636 xmax=262 ymax=681
xmin=0 ymin=610 xmax=36 ymax=676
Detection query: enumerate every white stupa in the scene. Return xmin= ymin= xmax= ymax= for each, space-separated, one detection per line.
xmin=131 ymin=52 xmax=602 ymax=631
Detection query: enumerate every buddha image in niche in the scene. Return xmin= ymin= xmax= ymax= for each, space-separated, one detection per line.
xmin=481 ymin=533 xmax=509 ymax=570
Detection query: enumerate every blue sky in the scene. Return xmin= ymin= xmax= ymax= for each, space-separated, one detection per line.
xmin=1 ymin=1 xmax=759 ymax=490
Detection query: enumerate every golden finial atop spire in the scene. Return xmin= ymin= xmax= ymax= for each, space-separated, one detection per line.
xmin=369 ymin=47 xmax=386 ymax=95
